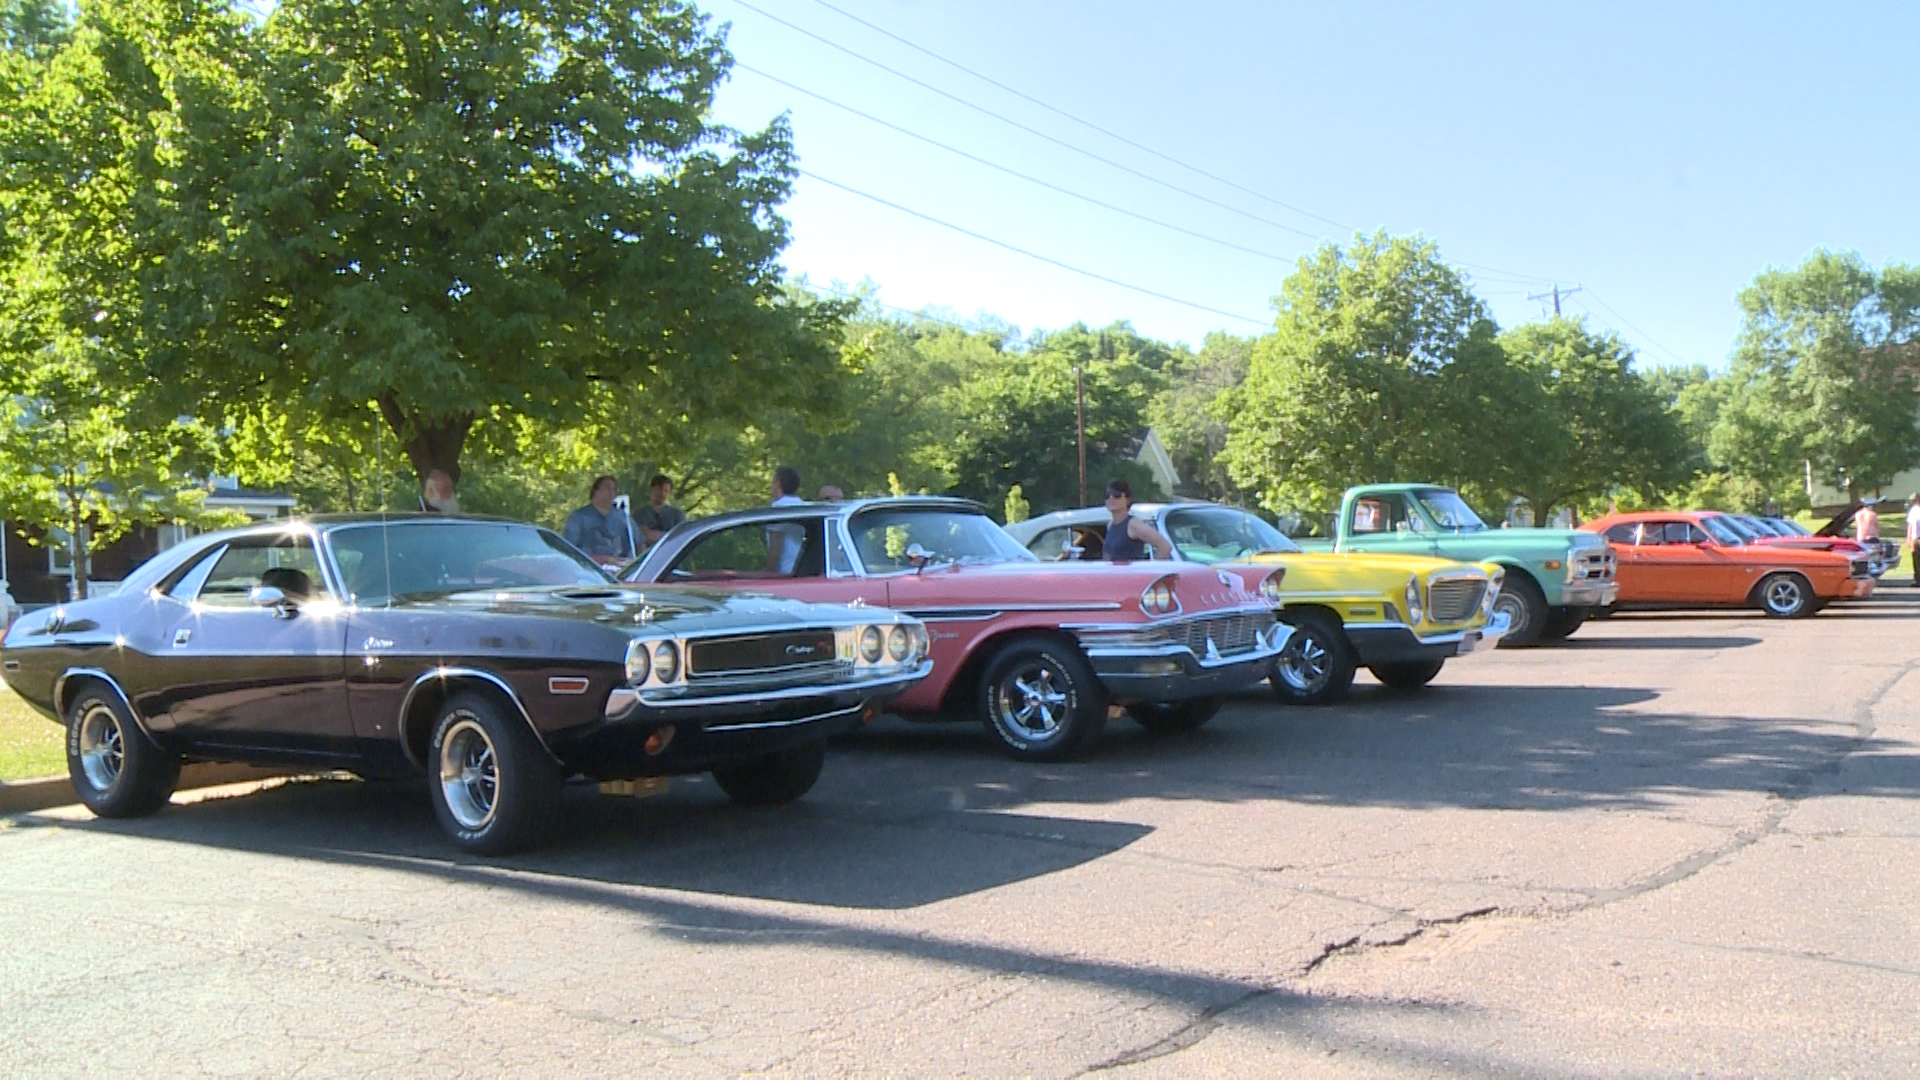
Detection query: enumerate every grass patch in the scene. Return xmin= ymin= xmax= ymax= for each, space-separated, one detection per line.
xmin=0 ymin=683 xmax=65 ymax=782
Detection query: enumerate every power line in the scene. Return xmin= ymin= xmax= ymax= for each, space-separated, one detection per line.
xmin=800 ymin=0 xmax=1353 ymax=235
xmin=736 ymin=64 xmax=1295 ymax=265
xmin=1578 ymin=290 xmax=1690 ymax=365
xmin=795 ymin=168 xmax=1271 ymax=327
xmin=726 ymin=0 xmax=1325 ymax=243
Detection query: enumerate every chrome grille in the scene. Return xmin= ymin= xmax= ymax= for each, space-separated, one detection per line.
xmin=1427 ymin=578 xmax=1487 ymax=624
xmin=1572 ymin=548 xmax=1616 ymax=582
xmin=687 ymin=630 xmax=841 ymax=679
xmin=1162 ymin=612 xmax=1273 ymax=657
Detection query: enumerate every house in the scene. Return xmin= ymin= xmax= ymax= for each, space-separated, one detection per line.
xmin=1 ymin=477 xmax=296 ymax=607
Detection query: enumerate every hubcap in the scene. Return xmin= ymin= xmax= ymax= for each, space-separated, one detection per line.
xmin=1277 ymin=631 xmax=1331 ymax=692
xmin=1767 ymin=579 xmax=1802 ymax=613
xmin=77 ymin=705 xmax=124 ymax=792
xmin=438 ymin=716 xmax=499 ymax=831
xmin=1493 ymin=593 xmax=1529 ymax=634
xmin=992 ymin=660 xmax=1072 ymax=742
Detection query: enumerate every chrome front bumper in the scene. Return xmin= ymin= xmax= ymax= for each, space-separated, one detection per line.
xmin=1559 ymin=581 xmax=1619 ymax=606
xmin=1075 ymin=620 xmax=1292 ymax=703
xmin=1346 ymin=611 xmax=1511 ymax=664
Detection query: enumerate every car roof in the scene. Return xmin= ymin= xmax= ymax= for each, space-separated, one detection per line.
xmin=676 ymin=495 xmax=990 ymax=531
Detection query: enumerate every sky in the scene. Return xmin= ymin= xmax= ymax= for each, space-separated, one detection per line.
xmin=697 ymin=0 xmax=1920 ymax=368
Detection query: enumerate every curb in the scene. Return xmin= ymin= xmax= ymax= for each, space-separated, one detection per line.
xmin=0 ymin=764 xmax=292 ymax=817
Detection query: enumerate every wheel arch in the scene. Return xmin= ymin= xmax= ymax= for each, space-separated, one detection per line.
xmin=1746 ymin=569 xmax=1814 ymax=608
xmin=937 ymin=627 xmax=1086 ymax=715
xmin=53 ymin=668 xmax=159 ymax=741
xmin=397 ymin=668 xmax=562 ymax=772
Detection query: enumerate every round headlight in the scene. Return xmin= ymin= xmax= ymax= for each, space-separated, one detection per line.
xmin=859 ymin=624 xmax=884 ymax=663
xmin=886 ymin=624 xmax=910 ymax=661
xmin=1260 ymin=569 xmax=1285 ymax=603
xmin=1404 ymin=577 xmax=1424 ymax=624
xmin=625 ymin=639 xmax=650 ymax=685
xmin=652 ymin=640 xmax=680 ymax=684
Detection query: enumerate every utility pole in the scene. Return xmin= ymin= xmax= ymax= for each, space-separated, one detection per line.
xmin=1527 ymin=284 xmax=1583 ymax=317
xmin=1075 ymin=365 xmax=1088 ymax=507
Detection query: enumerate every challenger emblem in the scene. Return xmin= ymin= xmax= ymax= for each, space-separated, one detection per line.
xmin=786 ymin=644 xmax=817 ymax=656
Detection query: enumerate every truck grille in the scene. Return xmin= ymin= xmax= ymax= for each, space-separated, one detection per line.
xmin=686 ymin=630 xmax=841 ymax=679
xmin=1427 ymin=578 xmax=1487 ymax=624
xmin=1162 ymin=612 xmax=1274 ymax=658
xmin=1572 ymin=548 xmax=1616 ymax=582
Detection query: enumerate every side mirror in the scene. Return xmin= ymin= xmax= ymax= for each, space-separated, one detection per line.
xmin=248 ymin=585 xmax=297 ymax=618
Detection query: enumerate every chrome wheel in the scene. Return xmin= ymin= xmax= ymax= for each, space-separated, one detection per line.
xmin=438 ymin=715 xmax=498 ymax=831
xmin=991 ymin=660 xmax=1072 ymax=743
xmin=77 ymin=704 xmax=125 ymax=792
xmin=1763 ymin=575 xmax=1806 ymax=616
xmin=1277 ymin=631 xmax=1331 ymax=692
xmin=1492 ymin=592 xmax=1530 ymax=637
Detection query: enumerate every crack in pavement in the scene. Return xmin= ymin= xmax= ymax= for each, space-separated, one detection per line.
xmin=1080 ymin=987 xmax=1271 ymax=1073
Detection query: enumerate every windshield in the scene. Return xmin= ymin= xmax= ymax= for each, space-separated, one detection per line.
xmin=1720 ymin=515 xmax=1766 ymax=540
xmin=848 ymin=509 xmax=1037 ymax=572
xmin=1772 ymin=518 xmax=1812 ymax=536
xmin=327 ymin=522 xmax=612 ymax=603
xmin=1163 ymin=507 xmax=1300 ymax=563
xmin=1697 ymin=515 xmax=1746 ymax=545
xmin=1415 ymin=489 xmax=1488 ymax=531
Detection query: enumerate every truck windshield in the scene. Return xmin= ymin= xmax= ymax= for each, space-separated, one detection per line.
xmin=1162 ymin=507 xmax=1300 ymax=563
xmin=1415 ymin=490 xmax=1488 ymax=531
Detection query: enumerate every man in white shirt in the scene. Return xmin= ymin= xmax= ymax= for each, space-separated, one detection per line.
xmin=767 ymin=465 xmax=806 ymax=574
xmin=1905 ymin=494 xmax=1920 ymax=588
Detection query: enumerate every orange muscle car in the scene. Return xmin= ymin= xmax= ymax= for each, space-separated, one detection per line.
xmin=1584 ymin=510 xmax=1874 ymax=617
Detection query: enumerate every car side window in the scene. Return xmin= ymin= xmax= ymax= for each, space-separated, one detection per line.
xmin=1354 ymin=495 xmax=1422 ymax=534
xmin=1352 ymin=498 xmax=1387 ymax=534
xmin=670 ymin=520 xmax=825 ymax=579
xmin=1658 ymin=522 xmax=1695 ymax=545
xmin=1602 ymin=524 xmax=1637 ymax=544
xmin=1026 ymin=526 xmax=1081 ymax=561
xmin=192 ymin=535 xmax=329 ymax=607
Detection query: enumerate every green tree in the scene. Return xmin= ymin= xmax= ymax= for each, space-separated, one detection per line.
xmin=1003 ymin=483 xmax=1029 ymax=525
xmin=1722 ymin=250 xmax=1920 ymax=500
xmin=7 ymin=0 xmax=847 ymax=500
xmin=1493 ymin=317 xmax=1690 ymax=522
xmin=1149 ymin=332 xmax=1252 ymax=502
xmin=1222 ymin=233 xmax=1503 ymax=514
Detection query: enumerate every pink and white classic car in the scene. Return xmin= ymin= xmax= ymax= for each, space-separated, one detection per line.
xmin=624 ymin=498 xmax=1289 ymax=760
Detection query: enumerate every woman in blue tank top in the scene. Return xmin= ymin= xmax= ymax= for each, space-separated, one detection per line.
xmin=1100 ymin=478 xmax=1173 ymax=561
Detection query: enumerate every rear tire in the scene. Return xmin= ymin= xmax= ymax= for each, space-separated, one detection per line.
xmin=977 ymin=636 xmax=1107 ymax=761
xmin=713 ymin=741 xmax=827 ymax=805
xmin=1368 ymin=660 xmax=1446 ymax=690
xmin=1268 ymin=612 xmax=1357 ymax=706
xmin=1755 ymin=572 xmax=1815 ymax=618
xmin=1126 ymin=697 xmax=1221 ymax=736
xmin=1539 ymin=606 xmax=1588 ymax=643
xmin=65 ymin=684 xmax=179 ymax=819
xmin=1491 ymin=575 xmax=1547 ymax=648
xmin=427 ymin=691 xmax=563 ymax=856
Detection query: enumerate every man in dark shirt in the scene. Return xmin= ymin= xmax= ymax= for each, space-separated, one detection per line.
xmin=562 ymin=475 xmax=640 ymax=567
xmin=635 ymin=474 xmax=686 ymax=546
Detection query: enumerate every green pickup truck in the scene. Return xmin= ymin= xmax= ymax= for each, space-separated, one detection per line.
xmin=1294 ymin=483 xmax=1618 ymax=647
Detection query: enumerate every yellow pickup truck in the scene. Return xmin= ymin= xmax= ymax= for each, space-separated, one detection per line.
xmin=1005 ymin=502 xmax=1509 ymax=705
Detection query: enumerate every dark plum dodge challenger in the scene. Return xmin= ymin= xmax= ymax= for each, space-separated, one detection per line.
xmin=0 ymin=516 xmax=931 ymax=854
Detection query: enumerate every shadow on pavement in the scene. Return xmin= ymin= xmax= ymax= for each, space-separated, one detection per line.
xmin=1562 ymin=635 xmax=1761 ymax=650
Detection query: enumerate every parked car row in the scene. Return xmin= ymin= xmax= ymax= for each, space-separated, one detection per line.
xmin=0 ymin=488 xmax=1873 ymax=855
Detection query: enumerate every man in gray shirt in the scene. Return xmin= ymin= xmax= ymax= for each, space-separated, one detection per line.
xmin=636 ymin=474 xmax=687 ymax=546
xmin=562 ymin=475 xmax=640 ymax=567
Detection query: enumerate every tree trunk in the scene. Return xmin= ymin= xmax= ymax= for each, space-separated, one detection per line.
xmin=67 ymin=503 xmax=88 ymax=602
xmin=376 ymin=391 xmax=475 ymax=492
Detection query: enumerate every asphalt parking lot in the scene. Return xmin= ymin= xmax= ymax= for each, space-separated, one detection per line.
xmin=4 ymin=594 xmax=1919 ymax=1076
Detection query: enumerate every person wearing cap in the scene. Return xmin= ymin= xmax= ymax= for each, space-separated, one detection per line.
xmin=1905 ymin=494 xmax=1920 ymax=588
xmin=1100 ymin=478 xmax=1172 ymax=561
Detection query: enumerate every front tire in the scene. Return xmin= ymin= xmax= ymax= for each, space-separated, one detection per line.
xmin=1126 ymin=697 xmax=1221 ymax=736
xmin=713 ymin=741 xmax=827 ymax=805
xmin=977 ymin=636 xmax=1107 ymax=761
xmin=1539 ymin=606 xmax=1588 ymax=643
xmin=1755 ymin=572 xmax=1815 ymax=618
xmin=65 ymin=685 xmax=179 ymax=819
xmin=1368 ymin=660 xmax=1446 ymax=690
xmin=1269 ymin=612 xmax=1356 ymax=705
xmin=428 ymin=691 xmax=563 ymax=856
xmin=1491 ymin=574 xmax=1548 ymax=648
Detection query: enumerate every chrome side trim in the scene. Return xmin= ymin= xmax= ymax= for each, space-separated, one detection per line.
xmin=1059 ymin=600 xmax=1275 ymax=634
xmin=1079 ymin=630 xmax=1289 ymax=669
xmin=397 ymin=667 xmax=561 ymax=769
xmin=53 ymin=667 xmax=158 ymax=741
xmin=704 ymin=702 xmax=865 ymax=732
xmin=604 ymin=660 xmax=932 ymax=720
